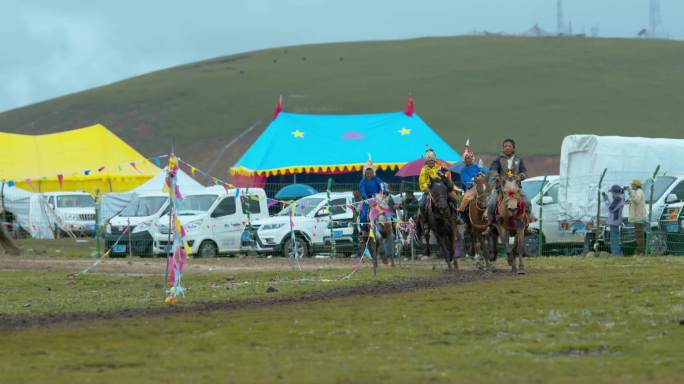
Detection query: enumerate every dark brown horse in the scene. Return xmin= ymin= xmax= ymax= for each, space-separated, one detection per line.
xmin=465 ymin=176 xmax=493 ymax=270
xmin=0 ymin=221 xmax=20 ymax=255
xmin=425 ymin=178 xmax=460 ymax=271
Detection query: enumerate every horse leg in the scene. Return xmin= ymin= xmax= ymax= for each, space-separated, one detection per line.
xmin=424 ymin=227 xmax=431 ymax=258
xmin=500 ymin=226 xmax=515 ymax=273
xmin=516 ymin=229 xmax=526 ymax=275
xmin=387 ymin=229 xmax=395 ymax=267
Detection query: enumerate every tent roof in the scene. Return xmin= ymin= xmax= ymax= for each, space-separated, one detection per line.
xmin=132 ymin=169 xmax=205 ymax=194
xmin=0 ymin=124 xmax=159 ymax=193
xmin=230 ymin=112 xmax=461 ymax=177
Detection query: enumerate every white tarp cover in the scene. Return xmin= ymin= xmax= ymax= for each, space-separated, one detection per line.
xmin=1 ymin=186 xmax=56 ymax=239
xmin=558 ymin=135 xmax=684 ymax=222
xmin=99 ymin=169 xmax=204 ymax=223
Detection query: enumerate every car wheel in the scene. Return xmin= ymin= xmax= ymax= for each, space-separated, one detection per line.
xmin=197 ymin=240 xmax=218 ymax=258
xmin=283 ymin=236 xmax=308 ymax=258
xmin=648 ymin=232 xmax=667 ymax=256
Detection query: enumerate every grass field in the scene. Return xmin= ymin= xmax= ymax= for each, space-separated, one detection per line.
xmin=2 ymin=256 xmax=684 ymax=383
xmin=1 ymin=36 xmax=684 ymax=172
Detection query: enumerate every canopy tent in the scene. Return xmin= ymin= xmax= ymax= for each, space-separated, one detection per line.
xmin=230 ymin=112 xmax=461 ymax=186
xmin=0 ymin=124 xmax=159 ymax=195
xmin=0 ymin=185 xmax=57 ymax=239
xmin=99 ymin=169 xmax=204 ymax=224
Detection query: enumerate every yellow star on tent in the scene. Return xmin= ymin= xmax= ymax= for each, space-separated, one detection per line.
xmin=398 ymin=128 xmax=411 ymax=136
xmin=291 ymin=130 xmax=304 ymax=138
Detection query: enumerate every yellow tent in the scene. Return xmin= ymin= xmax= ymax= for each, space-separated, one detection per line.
xmin=0 ymin=124 xmax=159 ymax=194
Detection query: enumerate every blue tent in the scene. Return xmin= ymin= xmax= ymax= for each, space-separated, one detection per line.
xmin=231 ymin=112 xmax=461 ymax=178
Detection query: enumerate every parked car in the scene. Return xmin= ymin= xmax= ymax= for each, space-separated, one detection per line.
xmin=43 ymin=192 xmax=96 ymax=236
xmin=154 ymin=187 xmax=268 ymax=257
xmin=242 ymin=192 xmax=355 ymax=258
xmin=657 ymin=199 xmax=684 ymax=255
xmin=104 ymin=193 xmax=169 ymax=257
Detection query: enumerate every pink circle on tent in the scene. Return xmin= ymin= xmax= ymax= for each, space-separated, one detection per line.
xmin=341 ymin=132 xmax=364 ymax=141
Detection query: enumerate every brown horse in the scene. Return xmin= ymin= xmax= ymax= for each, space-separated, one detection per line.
xmin=495 ymin=175 xmax=528 ymax=274
xmin=360 ymin=194 xmax=397 ymax=269
xmin=425 ymin=178 xmax=460 ymax=271
xmin=465 ymin=176 xmax=493 ymax=270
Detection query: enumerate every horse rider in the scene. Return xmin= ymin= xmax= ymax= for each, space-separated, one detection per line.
xmin=418 ymin=148 xmax=461 ymax=218
xmin=484 ymin=138 xmax=529 ymax=234
xmin=457 ymin=140 xmax=486 ymax=214
xmin=358 ymin=163 xmax=386 ymax=234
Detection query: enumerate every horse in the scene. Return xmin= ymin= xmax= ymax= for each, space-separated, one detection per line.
xmin=368 ymin=193 xmax=398 ymax=267
xmin=494 ymin=174 xmax=528 ymax=274
xmin=424 ymin=177 xmax=460 ymax=271
xmin=464 ymin=175 xmax=493 ymax=270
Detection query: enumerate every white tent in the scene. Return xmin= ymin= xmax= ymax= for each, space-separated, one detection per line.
xmin=99 ymin=169 xmax=204 ymax=223
xmin=0 ymin=185 xmax=57 ymax=239
xmin=558 ymin=135 xmax=684 ymax=222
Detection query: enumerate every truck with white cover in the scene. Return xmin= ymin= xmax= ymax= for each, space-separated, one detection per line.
xmin=558 ymin=135 xmax=684 ymax=252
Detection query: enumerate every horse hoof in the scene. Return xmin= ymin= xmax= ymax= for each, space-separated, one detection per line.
xmin=517 ymin=269 xmax=526 ymax=275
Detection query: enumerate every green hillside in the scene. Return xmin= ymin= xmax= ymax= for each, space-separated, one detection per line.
xmin=2 ymin=36 xmax=684 ymax=176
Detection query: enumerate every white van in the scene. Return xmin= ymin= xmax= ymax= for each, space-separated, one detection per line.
xmin=104 ymin=193 xmax=169 ymax=256
xmin=43 ymin=192 xmax=96 ymax=236
xmin=153 ymin=187 xmax=268 ymax=257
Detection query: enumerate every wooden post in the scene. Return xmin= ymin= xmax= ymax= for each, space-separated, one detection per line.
xmin=645 ymin=165 xmax=661 ymax=256
xmin=327 ymin=178 xmax=336 ymax=258
xmin=594 ymin=168 xmax=608 ymax=252
xmin=537 ymin=175 xmax=548 ymax=257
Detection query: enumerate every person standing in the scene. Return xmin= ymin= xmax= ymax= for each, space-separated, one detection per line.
xmin=602 ymin=185 xmax=625 ymax=256
xmin=625 ymin=179 xmax=647 ymax=256
xmin=457 ymin=140 xmax=485 ymax=213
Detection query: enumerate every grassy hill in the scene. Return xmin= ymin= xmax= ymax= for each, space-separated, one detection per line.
xmin=1 ymin=36 xmax=684 ymax=177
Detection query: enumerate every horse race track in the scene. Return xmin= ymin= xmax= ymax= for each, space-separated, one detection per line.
xmin=1 ymin=253 xmax=684 ymax=383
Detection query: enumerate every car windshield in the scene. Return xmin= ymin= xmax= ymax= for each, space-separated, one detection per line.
xmin=120 ymin=196 xmax=168 ymax=217
xmin=176 ymin=194 xmax=218 ymax=216
xmin=56 ymin=195 xmax=95 ymax=208
xmin=522 ymin=180 xmax=545 ymax=198
xmin=643 ymin=176 xmax=676 ymax=203
xmin=277 ymin=197 xmax=325 ymax=216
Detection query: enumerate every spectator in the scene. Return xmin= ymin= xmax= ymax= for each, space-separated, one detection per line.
xmin=602 ymin=185 xmax=625 ymax=256
xmin=626 ymin=179 xmax=647 ymax=256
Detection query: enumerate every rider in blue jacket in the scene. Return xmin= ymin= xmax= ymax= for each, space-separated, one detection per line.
xmin=358 ymin=166 xmax=385 ymax=234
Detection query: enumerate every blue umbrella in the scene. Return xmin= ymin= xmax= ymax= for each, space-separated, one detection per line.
xmin=275 ymin=184 xmax=318 ymax=200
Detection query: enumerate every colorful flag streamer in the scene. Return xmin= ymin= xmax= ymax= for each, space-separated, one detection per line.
xmin=164 ymin=154 xmax=190 ymax=303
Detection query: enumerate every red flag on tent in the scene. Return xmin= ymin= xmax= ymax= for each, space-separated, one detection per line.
xmin=130 ymin=161 xmax=140 ymax=173
xmin=57 ymin=174 xmax=64 ymax=190
xmin=24 ymin=178 xmax=34 ymax=191
xmin=97 ymin=166 xmax=106 ymax=172
xmin=404 ymin=95 xmax=414 ymax=116
xmin=272 ymin=95 xmax=283 ymax=120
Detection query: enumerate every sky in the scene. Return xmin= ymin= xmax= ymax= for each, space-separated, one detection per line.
xmin=1 ymin=0 xmax=682 ymax=113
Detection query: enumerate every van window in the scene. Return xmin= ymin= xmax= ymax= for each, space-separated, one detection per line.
xmin=545 ymin=184 xmax=559 ymax=204
xmin=330 ymin=198 xmax=348 ymax=215
xmin=212 ymin=197 xmax=236 ymax=217
xmin=669 ymin=182 xmax=684 ymax=203
xmin=241 ymin=195 xmax=261 ymax=215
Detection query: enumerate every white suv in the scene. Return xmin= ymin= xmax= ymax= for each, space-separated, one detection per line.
xmin=43 ymin=192 xmax=96 ymax=236
xmin=243 ymin=192 xmax=355 ymax=258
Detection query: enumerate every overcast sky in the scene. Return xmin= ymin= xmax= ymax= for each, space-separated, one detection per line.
xmin=1 ymin=0 xmax=682 ymax=113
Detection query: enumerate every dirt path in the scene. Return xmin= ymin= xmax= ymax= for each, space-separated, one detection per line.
xmin=0 ymin=255 xmax=368 ymax=275
xmin=0 ymin=271 xmax=509 ymax=330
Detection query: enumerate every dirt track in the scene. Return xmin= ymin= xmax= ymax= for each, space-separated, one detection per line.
xmin=0 ymin=255 xmax=366 ymax=275
xmin=0 ymin=270 xmax=509 ymax=330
